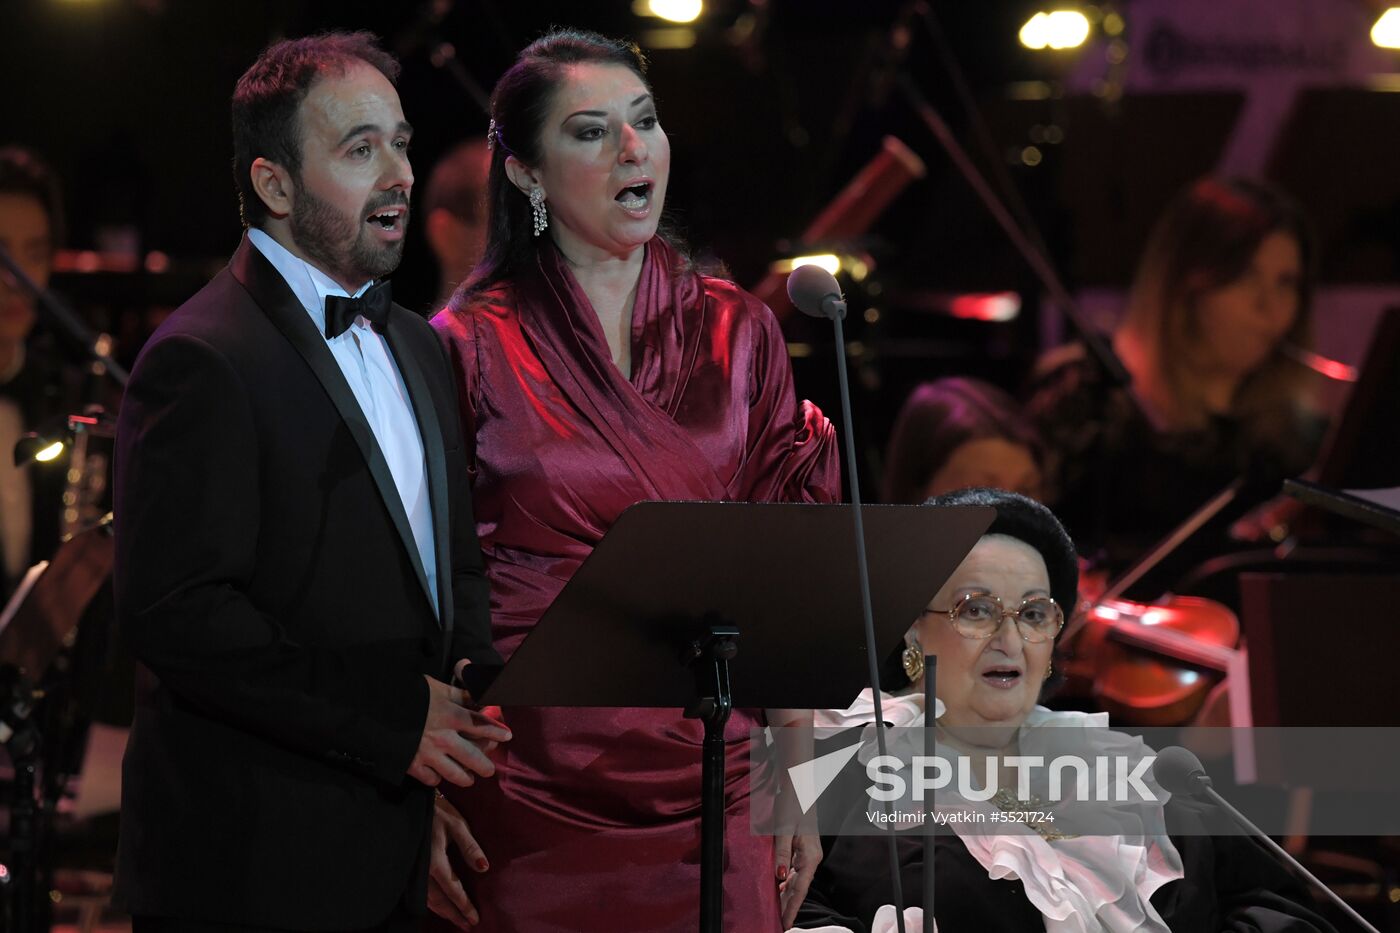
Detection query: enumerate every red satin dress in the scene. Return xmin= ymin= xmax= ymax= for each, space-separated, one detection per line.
xmin=430 ymin=238 xmax=839 ymax=932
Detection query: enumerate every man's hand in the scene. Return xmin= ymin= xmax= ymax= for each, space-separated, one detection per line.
xmin=407 ymin=676 xmax=511 ymax=787
xmin=428 ymin=792 xmax=490 ymax=928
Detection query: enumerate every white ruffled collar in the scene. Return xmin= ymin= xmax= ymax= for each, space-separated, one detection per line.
xmin=814 ymin=689 xmax=1184 ymax=933
xmin=814 ymin=688 xmax=1109 ymax=732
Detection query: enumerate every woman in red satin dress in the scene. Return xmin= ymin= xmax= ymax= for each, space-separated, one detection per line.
xmin=425 ymin=29 xmax=839 ymax=933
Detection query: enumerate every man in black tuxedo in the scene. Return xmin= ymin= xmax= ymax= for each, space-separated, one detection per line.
xmin=113 ymin=33 xmax=508 ymax=931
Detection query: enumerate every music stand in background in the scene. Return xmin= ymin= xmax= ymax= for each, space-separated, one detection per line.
xmin=1307 ymin=306 xmax=1400 ymax=494
xmin=482 ymin=500 xmax=994 ymax=933
xmin=1244 ymin=452 xmax=1400 ymax=731
xmin=1283 ymin=481 xmax=1400 ymax=539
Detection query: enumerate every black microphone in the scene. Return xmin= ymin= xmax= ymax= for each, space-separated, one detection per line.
xmin=1154 ymin=746 xmax=1380 ymax=933
xmin=1153 ymin=744 xmax=1215 ymax=796
xmin=788 ymin=265 xmax=918 ymax=933
xmin=786 ymin=264 xmax=848 ymax=321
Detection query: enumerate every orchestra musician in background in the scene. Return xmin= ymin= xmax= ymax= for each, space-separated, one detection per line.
xmin=0 ymin=145 xmax=84 ymax=601
xmin=881 ymin=376 xmax=1045 ymax=505
xmin=422 ymin=136 xmax=492 ymax=309
xmin=1026 ymin=178 xmax=1326 ymax=576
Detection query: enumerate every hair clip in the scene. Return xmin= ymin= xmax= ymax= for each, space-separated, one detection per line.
xmin=487 ymin=118 xmax=497 ymax=150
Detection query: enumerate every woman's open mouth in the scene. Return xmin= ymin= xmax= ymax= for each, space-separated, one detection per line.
xmin=981 ymin=666 xmax=1023 ymax=689
xmin=614 ymin=179 xmax=653 ymax=216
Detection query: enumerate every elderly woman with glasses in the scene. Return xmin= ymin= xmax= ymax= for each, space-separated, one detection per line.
xmin=793 ymin=488 xmax=1335 ymax=933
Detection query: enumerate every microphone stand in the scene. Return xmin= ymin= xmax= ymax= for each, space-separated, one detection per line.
xmin=1171 ymin=758 xmax=1382 ymax=933
xmin=921 ymin=655 xmax=936 ymax=933
xmin=803 ymin=283 xmax=910 ymax=933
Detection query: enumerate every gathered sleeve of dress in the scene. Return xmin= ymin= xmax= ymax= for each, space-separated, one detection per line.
xmin=733 ymin=289 xmax=840 ymax=505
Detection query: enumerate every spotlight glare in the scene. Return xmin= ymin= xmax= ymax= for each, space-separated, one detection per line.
xmin=646 ymin=0 xmax=703 ymax=24
xmin=1373 ymin=8 xmax=1400 ymax=49
xmin=948 ymin=292 xmax=1020 ymax=322
xmin=789 ymin=254 xmax=842 ymax=276
xmin=35 ymin=442 xmax=65 ymax=462
xmin=1020 ymin=10 xmax=1091 ymax=50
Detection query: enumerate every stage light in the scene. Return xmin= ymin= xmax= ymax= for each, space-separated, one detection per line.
xmin=34 ymin=442 xmax=63 ymax=462
xmin=641 ymin=28 xmax=697 ymax=50
xmin=1372 ymin=8 xmax=1400 ymax=49
xmin=646 ymin=0 xmax=703 ymax=24
xmin=787 ymin=254 xmax=842 ymax=276
xmin=14 ymin=433 xmax=66 ymax=466
xmin=1019 ymin=11 xmax=1091 ymax=50
xmin=948 ymin=293 xmax=1020 ymax=322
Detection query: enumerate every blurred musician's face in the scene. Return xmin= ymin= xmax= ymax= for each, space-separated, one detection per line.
xmin=924 ymin=439 xmax=1044 ymax=502
xmin=1192 ymin=230 xmax=1301 ymax=380
xmin=0 ymin=192 xmax=48 ymax=344
xmin=510 ymin=62 xmax=670 ymax=263
xmin=913 ymin=535 xmax=1054 ymax=744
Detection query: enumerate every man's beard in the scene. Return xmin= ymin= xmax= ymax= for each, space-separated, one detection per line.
xmin=289 ymin=185 xmax=406 ymax=286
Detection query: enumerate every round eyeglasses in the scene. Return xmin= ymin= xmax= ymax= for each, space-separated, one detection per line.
xmin=921 ymin=592 xmax=1064 ymax=643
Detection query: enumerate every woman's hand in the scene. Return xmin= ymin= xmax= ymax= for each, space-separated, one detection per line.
xmin=766 ymin=706 xmax=823 ymax=926
xmin=776 ymin=831 xmax=823 ymax=927
xmin=427 ymin=792 xmax=490 ymax=928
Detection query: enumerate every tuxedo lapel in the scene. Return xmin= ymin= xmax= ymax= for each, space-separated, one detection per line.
xmin=382 ymin=309 xmax=453 ymax=644
xmin=228 ymin=236 xmax=438 ymax=622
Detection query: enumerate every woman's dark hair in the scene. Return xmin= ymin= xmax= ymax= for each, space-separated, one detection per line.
xmin=451 ymin=28 xmax=674 ymax=310
xmin=878 ymin=487 xmax=1078 ymax=694
xmin=881 ymin=377 xmax=1043 ymax=504
xmin=0 ymin=146 xmax=64 ymax=246
xmin=231 ymin=31 xmax=400 ymax=228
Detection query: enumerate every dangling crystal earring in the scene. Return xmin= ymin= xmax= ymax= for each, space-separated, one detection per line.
xmin=901 ymin=635 xmax=925 ymax=684
xmin=1046 ymin=659 xmax=1054 ymax=678
xmin=529 ymin=188 xmax=548 ymax=236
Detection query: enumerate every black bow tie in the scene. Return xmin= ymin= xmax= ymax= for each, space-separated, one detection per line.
xmin=324 ymin=280 xmax=392 ymax=339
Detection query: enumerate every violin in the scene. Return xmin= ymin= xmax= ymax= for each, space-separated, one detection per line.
xmin=1059 ymin=588 xmax=1240 ymax=728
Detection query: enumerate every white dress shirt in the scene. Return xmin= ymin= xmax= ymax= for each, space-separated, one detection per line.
xmin=248 ymin=228 xmax=438 ymax=616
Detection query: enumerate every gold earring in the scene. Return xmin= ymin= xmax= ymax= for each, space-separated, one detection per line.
xmin=902 ymin=638 xmax=925 ymax=683
xmin=1046 ymin=659 xmax=1054 ymax=677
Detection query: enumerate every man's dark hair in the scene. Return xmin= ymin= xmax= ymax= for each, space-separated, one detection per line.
xmin=0 ymin=145 xmax=64 ymax=245
xmin=231 ymin=31 xmax=400 ymax=228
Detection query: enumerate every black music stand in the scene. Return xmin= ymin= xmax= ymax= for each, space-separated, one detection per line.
xmin=482 ymin=500 xmax=993 ymax=933
xmin=1283 ymin=480 xmax=1400 ymax=539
